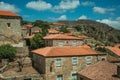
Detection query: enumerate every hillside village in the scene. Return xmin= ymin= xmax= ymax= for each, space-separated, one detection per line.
xmin=0 ymin=10 xmax=120 ymax=80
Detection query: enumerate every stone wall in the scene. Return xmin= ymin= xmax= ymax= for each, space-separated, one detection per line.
xmin=32 ymin=54 xmax=106 ymax=80
xmin=45 ymin=39 xmax=84 ymax=47
xmin=0 ymin=17 xmax=22 ymax=45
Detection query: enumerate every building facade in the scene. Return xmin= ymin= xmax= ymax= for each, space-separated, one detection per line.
xmin=0 ymin=10 xmax=22 ymax=46
xmin=44 ymin=34 xmax=84 ymax=47
xmin=32 ymin=47 xmax=106 ymax=80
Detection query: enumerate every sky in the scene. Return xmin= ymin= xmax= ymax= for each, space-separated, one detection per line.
xmin=0 ymin=0 xmax=120 ymax=29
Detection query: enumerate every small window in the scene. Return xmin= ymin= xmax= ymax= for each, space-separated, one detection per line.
xmin=7 ymin=23 xmax=11 ymax=27
xmin=72 ymin=42 xmax=77 ymax=46
xmin=59 ymin=42 xmax=64 ymax=47
xmin=86 ymin=56 xmax=92 ymax=65
xmin=57 ymin=75 xmax=63 ymax=80
xmin=56 ymin=59 xmax=61 ymax=67
xmin=72 ymin=57 xmax=78 ymax=65
xmin=72 ymin=73 xmax=77 ymax=80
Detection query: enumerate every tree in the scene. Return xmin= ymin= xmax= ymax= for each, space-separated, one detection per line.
xmin=30 ymin=33 xmax=45 ymax=49
xmin=59 ymin=26 xmax=70 ymax=33
xmin=33 ymin=20 xmax=50 ymax=36
xmin=0 ymin=44 xmax=16 ymax=61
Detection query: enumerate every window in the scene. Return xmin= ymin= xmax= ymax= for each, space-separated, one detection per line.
xmin=57 ymin=75 xmax=63 ymax=80
xmin=59 ymin=42 xmax=64 ymax=47
xmin=56 ymin=59 xmax=61 ymax=67
xmin=72 ymin=73 xmax=77 ymax=80
xmin=7 ymin=23 xmax=11 ymax=27
xmin=72 ymin=42 xmax=77 ymax=46
xmin=72 ymin=57 xmax=78 ymax=65
xmin=86 ymin=56 xmax=92 ymax=65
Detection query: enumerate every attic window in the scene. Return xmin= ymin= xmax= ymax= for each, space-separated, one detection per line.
xmin=7 ymin=23 xmax=11 ymax=27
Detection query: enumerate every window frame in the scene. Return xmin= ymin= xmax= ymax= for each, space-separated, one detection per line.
xmin=72 ymin=42 xmax=77 ymax=46
xmin=56 ymin=59 xmax=62 ymax=67
xmin=72 ymin=57 xmax=78 ymax=65
xmin=57 ymin=75 xmax=63 ymax=80
xmin=58 ymin=42 xmax=64 ymax=47
xmin=72 ymin=73 xmax=77 ymax=80
xmin=86 ymin=56 xmax=92 ymax=65
xmin=7 ymin=23 xmax=11 ymax=27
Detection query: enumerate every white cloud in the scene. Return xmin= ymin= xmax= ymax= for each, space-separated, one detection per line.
xmin=81 ymin=1 xmax=95 ymax=6
xmin=116 ymin=17 xmax=120 ymax=21
xmin=26 ymin=0 xmax=52 ymax=11
xmin=78 ymin=15 xmax=88 ymax=20
xmin=93 ymin=6 xmax=115 ymax=14
xmin=58 ymin=15 xmax=67 ymax=20
xmin=48 ymin=15 xmax=67 ymax=21
xmin=96 ymin=18 xmax=120 ymax=29
xmin=0 ymin=1 xmax=20 ymax=12
xmin=53 ymin=0 xmax=80 ymax=13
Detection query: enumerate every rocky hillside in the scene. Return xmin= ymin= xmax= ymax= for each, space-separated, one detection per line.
xmin=57 ymin=20 xmax=120 ymax=44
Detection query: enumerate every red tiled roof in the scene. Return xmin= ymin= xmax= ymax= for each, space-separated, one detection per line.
xmin=32 ymin=46 xmax=104 ymax=57
xmin=107 ymin=47 xmax=120 ymax=56
xmin=114 ymin=44 xmax=120 ymax=48
xmin=48 ymin=29 xmax=59 ymax=34
xmin=78 ymin=61 xmax=119 ymax=80
xmin=43 ymin=34 xmax=82 ymax=40
xmin=0 ymin=10 xmax=19 ymax=17
xmin=107 ymin=54 xmax=120 ymax=62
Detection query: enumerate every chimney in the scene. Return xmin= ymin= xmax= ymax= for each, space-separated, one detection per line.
xmin=117 ymin=65 xmax=120 ymax=78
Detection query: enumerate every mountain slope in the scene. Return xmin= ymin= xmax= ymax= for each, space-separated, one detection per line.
xmin=57 ymin=19 xmax=120 ymax=43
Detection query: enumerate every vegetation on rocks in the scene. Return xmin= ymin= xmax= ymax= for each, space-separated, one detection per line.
xmin=0 ymin=44 xmax=16 ymax=61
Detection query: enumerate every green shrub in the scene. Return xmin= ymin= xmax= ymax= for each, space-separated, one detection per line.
xmin=0 ymin=44 xmax=16 ymax=61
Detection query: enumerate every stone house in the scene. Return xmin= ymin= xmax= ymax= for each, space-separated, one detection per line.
xmin=78 ymin=61 xmax=120 ymax=80
xmin=106 ymin=46 xmax=120 ymax=65
xmin=43 ymin=34 xmax=84 ymax=47
xmin=0 ymin=10 xmax=23 ymax=47
xmin=31 ymin=46 xmax=106 ymax=80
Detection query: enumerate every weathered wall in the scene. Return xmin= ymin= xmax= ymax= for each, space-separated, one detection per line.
xmin=0 ymin=17 xmax=22 ymax=45
xmin=45 ymin=39 xmax=84 ymax=47
xmin=32 ymin=54 xmax=106 ymax=80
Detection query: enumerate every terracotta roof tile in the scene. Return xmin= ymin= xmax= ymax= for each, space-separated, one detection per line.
xmin=107 ymin=47 xmax=120 ymax=56
xmin=0 ymin=10 xmax=19 ymax=17
xmin=78 ymin=61 xmax=119 ymax=80
xmin=32 ymin=46 xmax=104 ymax=57
xmin=43 ymin=34 xmax=82 ymax=40
xmin=48 ymin=29 xmax=59 ymax=34
xmin=114 ymin=44 xmax=120 ymax=48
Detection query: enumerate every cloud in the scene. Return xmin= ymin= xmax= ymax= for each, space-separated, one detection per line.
xmin=93 ymin=6 xmax=115 ymax=14
xmin=116 ymin=17 xmax=120 ymax=21
xmin=81 ymin=1 xmax=95 ymax=6
xmin=96 ymin=18 xmax=120 ymax=29
xmin=53 ymin=0 xmax=80 ymax=13
xmin=48 ymin=15 xmax=67 ymax=21
xmin=58 ymin=15 xmax=67 ymax=20
xmin=0 ymin=1 xmax=20 ymax=12
xmin=26 ymin=0 xmax=52 ymax=11
xmin=78 ymin=15 xmax=88 ymax=20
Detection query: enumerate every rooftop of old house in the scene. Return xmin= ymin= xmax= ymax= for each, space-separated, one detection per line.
xmin=107 ymin=47 xmax=120 ymax=56
xmin=32 ymin=46 xmax=105 ymax=57
xmin=114 ymin=44 xmax=120 ymax=48
xmin=78 ymin=61 xmax=120 ymax=80
xmin=0 ymin=10 xmax=20 ymax=17
xmin=43 ymin=33 xmax=82 ymax=40
xmin=48 ymin=29 xmax=59 ymax=34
